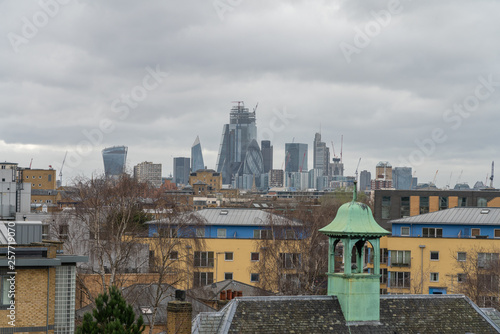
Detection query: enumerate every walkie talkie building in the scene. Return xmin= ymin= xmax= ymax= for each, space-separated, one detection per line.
xmin=102 ymin=146 xmax=128 ymax=178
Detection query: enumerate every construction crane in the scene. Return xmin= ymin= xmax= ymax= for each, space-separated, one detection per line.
xmin=410 ymin=170 xmax=417 ymax=190
xmin=59 ymin=151 xmax=68 ymax=187
xmin=490 ymin=161 xmax=494 ymax=188
xmin=456 ymin=170 xmax=463 ymax=185
xmin=340 ymin=135 xmax=343 ymax=163
xmin=29 ymin=158 xmax=33 ymax=169
xmin=432 ymin=170 xmax=439 ymax=186
xmin=354 ymin=158 xmax=361 ymax=182
xmin=331 ymin=141 xmax=336 ymax=158
xmin=299 ymin=151 xmax=306 ymax=173
xmin=253 ymin=102 xmax=259 ymax=113
xmin=446 ymin=172 xmax=453 ymax=190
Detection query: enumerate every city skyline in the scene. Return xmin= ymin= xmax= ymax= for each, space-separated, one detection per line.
xmin=1 ymin=2 xmax=499 ymax=188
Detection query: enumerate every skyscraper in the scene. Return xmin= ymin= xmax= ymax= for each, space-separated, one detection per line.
xmin=313 ymin=133 xmax=330 ymax=176
xmin=261 ymin=140 xmax=273 ymax=173
xmin=359 ymin=170 xmax=371 ymax=191
xmin=134 ymin=161 xmax=162 ymax=187
xmin=393 ymin=167 xmax=412 ymax=190
xmin=102 ymin=146 xmax=127 ymax=178
xmin=285 ymin=143 xmax=308 ymax=173
xmin=173 ymin=157 xmax=190 ymax=186
xmin=216 ymin=102 xmax=259 ymax=185
xmin=191 ymin=136 xmax=205 ymax=173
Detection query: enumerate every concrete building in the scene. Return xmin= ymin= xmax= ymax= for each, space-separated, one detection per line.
xmin=191 ymin=136 xmax=205 ymax=173
xmin=173 ymin=157 xmax=191 ymax=187
xmin=134 ymin=161 xmax=162 ymax=187
xmin=0 ymin=162 xmax=31 ymax=220
xmin=268 ymin=169 xmax=284 ymax=188
xmin=313 ymin=133 xmax=330 ymax=176
xmin=189 ymin=169 xmax=222 ymax=192
xmin=371 ymin=161 xmax=393 ymax=190
xmin=21 ymin=168 xmax=58 ymax=212
xmin=102 ymin=146 xmax=128 ymax=178
xmin=329 ymin=157 xmax=344 ymax=177
xmin=373 ymin=188 xmax=500 ymax=229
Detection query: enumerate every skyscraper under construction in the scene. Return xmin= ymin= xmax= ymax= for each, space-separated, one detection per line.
xmin=216 ymin=102 xmax=263 ymax=188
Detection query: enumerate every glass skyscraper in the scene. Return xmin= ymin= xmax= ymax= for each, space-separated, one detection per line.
xmin=102 ymin=146 xmax=127 ymax=178
xmin=285 ymin=143 xmax=308 ymax=173
xmin=191 ymin=136 xmax=205 ymax=173
xmin=261 ymin=140 xmax=273 ymax=173
xmin=173 ymin=157 xmax=190 ymax=186
xmin=216 ymin=102 xmax=259 ymax=185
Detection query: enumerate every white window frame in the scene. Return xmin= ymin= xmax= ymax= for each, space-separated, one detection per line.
xmin=430 ymin=272 xmax=439 ymax=282
xmin=217 ymin=229 xmax=226 ymax=238
xmin=225 ymin=252 xmax=233 ymax=261
xmin=430 ymin=251 xmax=439 ymax=261
xmin=250 ymin=273 xmax=260 ymax=282
xmin=251 ymin=252 xmax=260 ymax=262
xmin=400 ymin=226 xmax=410 ymax=236
xmin=457 ymin=252 xmax=466 ymax=262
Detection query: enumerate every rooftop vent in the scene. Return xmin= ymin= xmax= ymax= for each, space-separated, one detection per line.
xmin=481 ymin=209 xmax=490 ymax=214
xmin=220 ymin=210 xmax=228 ymax=215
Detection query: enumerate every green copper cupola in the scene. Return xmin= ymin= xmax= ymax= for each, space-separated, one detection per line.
xmin=319 ymin=183 xmax=390 ymax=323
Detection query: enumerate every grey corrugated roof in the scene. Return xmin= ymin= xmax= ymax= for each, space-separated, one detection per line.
xmin=147 ymin=208 xmax=299 ymax=227
xmin=390 ymin=207 xmax=500 ymax=225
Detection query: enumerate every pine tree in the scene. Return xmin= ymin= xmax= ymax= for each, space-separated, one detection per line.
xmin=77 ymin=285 xmax=145 ymax=334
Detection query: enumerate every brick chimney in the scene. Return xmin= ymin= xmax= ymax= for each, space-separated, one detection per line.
xmin=167 ymin=301 xmax=192 ymax=334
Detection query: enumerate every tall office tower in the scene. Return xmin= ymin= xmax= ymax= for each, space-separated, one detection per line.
xmin=329 ymin=158 xmax=344 ymax=177
xmin=216 ymin=102 xmax=258 ymax=185
xmin=359 ymin=170 xmax=371 ymax=191
xmin=134 ymin=161 xmax=162 ymax=188
xmin=269 ymin=169 xmax=284 ymax=187
xmin=191 ymin=136 xmax=205 ymax=173
xmin=261 ymin=140 xmax=273 ymax=173
xmin=371 ymin=161 xmax=393 ymax=190
xmin=239 ymin=139 xmax=264 ymax=189
xmin=313 ymin=133 xmax=330 ymax=176
xmin=102 ymin=146 xmax=128 ymax=178
xmin=284 ymin=143 xmax=308 ymax=173
xmin=173 ymin=157 xmax=190 ymax=186
xmin=393 ymin=167 xmax=412 ymax=190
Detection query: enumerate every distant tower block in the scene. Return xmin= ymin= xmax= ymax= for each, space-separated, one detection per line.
xmin=191 ymin=136 xmax=205 ymax=173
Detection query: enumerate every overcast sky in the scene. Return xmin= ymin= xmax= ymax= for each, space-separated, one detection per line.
xmin=1 ymin=0 xmax=499 ymax=188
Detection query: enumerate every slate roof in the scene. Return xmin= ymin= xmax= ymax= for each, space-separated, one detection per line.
xmin=147 ymin=208 xmax=299 ymax=227
xmin=188 ymin=279 xmax=274 ymax=302
xmin=390 ymin=207 xmax=500 ymax=225
xmin=192 ymin=295 xmax=500 ymax=333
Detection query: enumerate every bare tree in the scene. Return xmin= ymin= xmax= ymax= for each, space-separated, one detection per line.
xmin=452 ymin=246 xmax=500 ymax=308
xmin=252 ymin=188 xmax=368 ymax=295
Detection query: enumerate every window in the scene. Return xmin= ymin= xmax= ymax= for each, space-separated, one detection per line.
xmin=48 ymin=174 xmax=52 ymax=182
xmin=400 ymin=197 xmax=410 ymax=217
xmin=457 ymin=273 xmax=466 ymax=283
xmin=495 ymin=230 xmax=500 ymax=238
xmin=196 ymin=228 xmax=205 ymax=238
xmin=225 ymin=252 xmax=233 ymax=261
xmin=251 ymin=252 xmax=260 ymax=261
xmin=42 ymin=224 xmax=49 ymax=237
xmin=478 ymin=253 xmax=499 ymax=268
xmin=419 ymin=196 xmax=429 ymax=214
xmin=250 ymin=273 xmax=260 ymax=282
xmin=194 ymin=251 xmax=214 ymax=267
xmin=400 ymin=227 xmax=410 ymax=236
xmin=39 ymin=176 xmax=42 ymax=179
xmin=422 ymin=228 xmax=443 ymax=238
xmin=381 ymin=248 xmax=388 ymax=264
xmin=285 ymin=229 xmax=296 ymax=240
xmin=224 ymin=273 xmax=233 ymax=280
xmin=457 ymin=252 xmax=467 ymax=261
xmin=477 ymin=197 xmax=488 ymax=207
xmin=169 ymin=251 xmax=178 ymax=260
xmin=382 ymin=196 xmax=391 ymax=219
xmin=1 ymin=275 xmax=14 ymax=306
xmin=391 ymin=250 xmax=411 ymax=266
xmin=32 ymin=176 xmax=35 ymax=179
xmin=280 ymin=253 xmax=302 ymax=269
xmin=430 ymin=272 xmax=439 ymax=282
xmin=479 ymin=274 xmax=499 ymax=291
xmin=471 ymin=228 xmax=481 ymax=237
xmin=459 ymin=197 xmax=468 ymax=207
xmin=439 ymin=197 xmax=448 ymax=210
xmin=254 ymin=230 xmax=272 ymax=239
xmin=217 ymin=229 xmax=226 ymax=238
xmin=193 ymin=272 xmax=213 ymax=287
xmin=389 ymin=271 xmax=411 ymax=288
xmin=59 ymin=224 xmax=69 ymax=236
xmin=430 ymin=251 xmax=439 ymax=261
xmin=380 ymin=268 xmax=388 ymax=284
xmin=26 ymin=176 xmax=29 ymax=179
